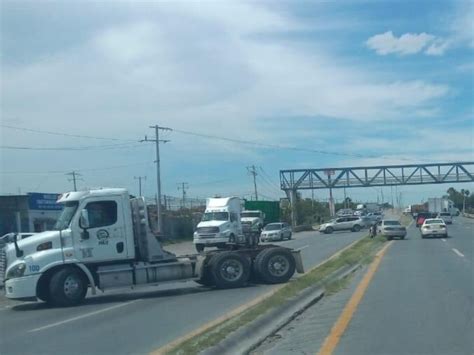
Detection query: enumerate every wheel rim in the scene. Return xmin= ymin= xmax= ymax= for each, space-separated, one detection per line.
xmin=220 ymin=259 xmax=243 ymax=282
xmin=64 ymin=274 xmax=81 ymax=299
xmin=267 ymin=255 xmax=290 ymax=277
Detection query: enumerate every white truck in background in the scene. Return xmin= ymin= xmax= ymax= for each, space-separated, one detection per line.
xmin=193 ymin=197 xmax=244 ymax=252
xmin=428 ymin=197 xmax=458 ymax=216
xmin=2 ymin=188 xmax=303 ymax=307
xmin=241 ymin=210 xmax=265 ymax=236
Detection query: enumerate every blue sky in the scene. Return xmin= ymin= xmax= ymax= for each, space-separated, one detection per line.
xmin=1 ymin=0 xmax=473 ymax=205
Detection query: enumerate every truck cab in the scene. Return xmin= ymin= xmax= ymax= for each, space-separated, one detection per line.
xmin=241 ymin=210 xmax=265 ymax=234
xmin=3 ymin=189 xmax=303 ymax=307
xmin=193 ymin=197 xmax=243 ymax=252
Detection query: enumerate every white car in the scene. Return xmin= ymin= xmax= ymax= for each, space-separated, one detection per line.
xmin=378 ymin=220 xmax=406 ymax=240
xmin=437 ymin=212 xmax=453 ymax=224
xmin=420 ymin=219 xmax=448 ymax=238
xmin=260 ymin=223 xmax=292 ymax=242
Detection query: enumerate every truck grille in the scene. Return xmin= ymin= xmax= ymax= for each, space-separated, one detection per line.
xmin=0 ymin=248 xmax=6 ymax=288
xmin=197 ymin=227 xmax=219 ymax=234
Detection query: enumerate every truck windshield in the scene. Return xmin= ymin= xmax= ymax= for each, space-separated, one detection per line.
xmin=241 ymin=212 xmax=260 ymax=218
xmin=202 ymin=212 xmax=229 ymax=221
xmin=53 ymin=202 xmax=78 ymax=230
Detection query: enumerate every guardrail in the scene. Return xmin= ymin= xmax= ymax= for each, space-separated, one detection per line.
xmin=462 ymin=212 xmax=474 ymax=219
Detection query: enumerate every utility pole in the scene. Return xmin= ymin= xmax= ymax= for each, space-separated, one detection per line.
xmin=66 ymin=171 xmax=82 ymax=191
xmin=177 ymin=182 xmax=189 ymax=209
xmin=134 ymin=176 xmax=146 ymax=196
xmin=247 ymin=165 xmax=259 ymax=201
xmin=142 ymin=125 xmax=171 ymax=234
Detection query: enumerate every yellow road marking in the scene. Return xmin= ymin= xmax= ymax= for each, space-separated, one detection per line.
xmin=151 ymin=235 xmax=366 ymax=355
xmin=318 ymin=240 xmax=393 ymax=355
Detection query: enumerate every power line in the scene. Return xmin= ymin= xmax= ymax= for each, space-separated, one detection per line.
xmin=0 ymin=143 xmax=144 ymax=151
xmin=0 ymin=162 xmax=154 ymax=175
xmin=172 ymin=128 xmax=408 ymax=160
xmin=1 ymin=124 xmax=136 ymax=142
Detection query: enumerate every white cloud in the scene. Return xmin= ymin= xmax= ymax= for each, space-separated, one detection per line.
xmin=425 ymin=39 xmax=451 ymax=56
xmin=366 ymin=31 xmax=435 ymax=55
xmin=366 ymin=31 xmax=453 ymax=56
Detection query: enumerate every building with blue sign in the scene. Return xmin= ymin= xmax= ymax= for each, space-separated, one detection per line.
xmin=0 ymin=193 xmax=63 ymax=236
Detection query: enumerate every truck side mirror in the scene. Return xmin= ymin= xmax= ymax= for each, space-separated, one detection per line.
xmin=79 ymin=209 xmax=90 ymax=230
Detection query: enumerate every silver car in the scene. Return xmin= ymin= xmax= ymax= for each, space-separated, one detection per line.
xmin=437 ymin=212 xmax=453 ymax=224
xmin=260 ymin=223 xmax=292 ymax=242
xmin=319 ymin=216 xmax=364 ymax=234
xmin=378 ymin=220 xmax=406 ymax=240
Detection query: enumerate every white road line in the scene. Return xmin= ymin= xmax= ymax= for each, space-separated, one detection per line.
xmin=452 ymin=248 xmax=465 ymax=258
xmin=441 ymin=239 xmax=447 ymax=242
xmin=28 ymin=300 xmax=140 ymax=333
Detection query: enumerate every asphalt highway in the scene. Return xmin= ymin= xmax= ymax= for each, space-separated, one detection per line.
xmin=253 ymin=216 xmax=473 ymax=355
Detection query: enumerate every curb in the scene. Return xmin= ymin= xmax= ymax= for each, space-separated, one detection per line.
xmin=202 ymin=263 xmax=362 ymax=355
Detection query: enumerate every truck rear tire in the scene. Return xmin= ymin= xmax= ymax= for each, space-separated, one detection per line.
xmin=48 ymin=267 xmax=87 ymax=307
xmin=210 ymin=251 xmax=250 ymax=289
xmin=195 ymin=244 xmax=205 ymax=253
xmin=254 ymin=247 xmax=296 ymax=284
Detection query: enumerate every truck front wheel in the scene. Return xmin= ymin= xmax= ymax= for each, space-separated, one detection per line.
xmin=254 ymin=247 xmax=296 ymax=284
xmin=210 ymin=251 xmax=250 ymax=289
xmin=195 ymin=244 xmax=205 ymax=253
xmin=48 ymin=267 xmax=87 ymax=307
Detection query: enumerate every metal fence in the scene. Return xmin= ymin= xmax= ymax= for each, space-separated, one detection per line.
xmin=145 ymin=195 xmax=206 ymax=211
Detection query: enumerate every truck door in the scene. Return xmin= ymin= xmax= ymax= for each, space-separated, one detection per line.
xmin=74 ymin=198 xmax=127 ymax=263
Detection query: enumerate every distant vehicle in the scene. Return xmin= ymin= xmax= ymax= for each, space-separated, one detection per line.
xmin=319 ymin=216 xmax=364 ymax=234
xmin=260 ymin=223 xmax=292 ymax=242
xmin=427 ymin=197 xmax=459 ymax=216
xmin=437 ymin=212 xmax=453 ymax=224
xmin=241 ymin=210 xmax=265 ymax=235
xmin=367 ymin=212 xmax=383 ymax=223
xmin=336 ymin=209 xmax=354 ymax=217
xmin=420 ymin=219 xmax=448 ymax=238
xmin=416 ymin=212 xmax=436 ymax=227
xmin=378 ymin=220 xmax=406 ymax=240
xmin=194 ymin=197 xmax=245 ymax=252
xmin=0 ymin=233 xmax=36 ymax=248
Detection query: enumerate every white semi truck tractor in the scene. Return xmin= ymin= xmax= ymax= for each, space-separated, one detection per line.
xmin=2 ymin=188 xmax=303 ymax=306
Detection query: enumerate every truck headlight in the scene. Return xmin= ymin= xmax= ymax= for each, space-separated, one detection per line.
xmin=6 ymin=263 xmax=26 ymax=279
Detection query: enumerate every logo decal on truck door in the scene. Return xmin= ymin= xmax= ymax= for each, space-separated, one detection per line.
xmin=96 ymin=229 xmax=110 ymax=245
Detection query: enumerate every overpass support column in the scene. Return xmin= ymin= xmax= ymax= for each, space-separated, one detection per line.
xmin=287 ymin=189 xmax=298 ymax=227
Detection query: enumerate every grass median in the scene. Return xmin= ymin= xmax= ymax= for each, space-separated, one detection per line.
xmin=167 ymin=234 xmax=387 ymax=355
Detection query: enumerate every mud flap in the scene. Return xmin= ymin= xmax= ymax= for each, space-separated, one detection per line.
xmin=291 ymin=250 xmax=304 ymax=274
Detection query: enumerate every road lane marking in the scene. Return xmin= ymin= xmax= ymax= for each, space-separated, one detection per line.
xmin=452 ymin=248 xmax=465 ymax=258
xmin=152 ymin=235 xmax=367 ymax=354
xmin=441 ymin=239 xmax=447 ymax=242
xmin=317 ymin=241 xmax=394 ymax=355
xmin=28 ymin=300 xmax=140 ymax=333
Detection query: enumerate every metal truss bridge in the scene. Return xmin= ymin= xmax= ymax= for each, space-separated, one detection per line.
xmin=280 ymin=162 xmax=474 ymax=191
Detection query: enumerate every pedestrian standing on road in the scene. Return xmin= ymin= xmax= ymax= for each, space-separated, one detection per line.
xmin=370 ymin=223 xmax=377 ymax=238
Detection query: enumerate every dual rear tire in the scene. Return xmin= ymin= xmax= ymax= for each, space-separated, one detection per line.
xmin=197 ymin=247 xmax=297 ymax=288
